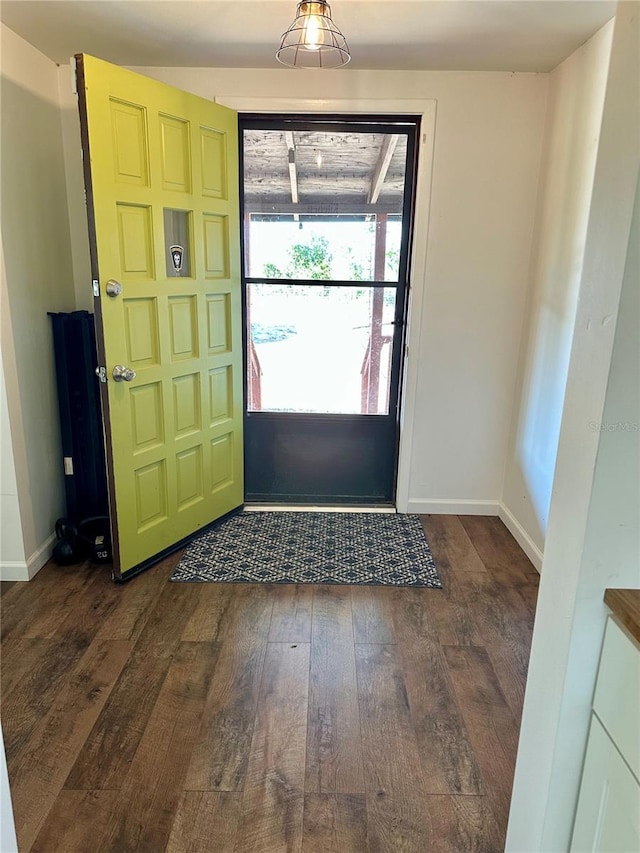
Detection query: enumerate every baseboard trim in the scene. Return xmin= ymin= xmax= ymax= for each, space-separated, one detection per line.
xmin=1 ymin=534 xmax=55 ymax=582
xmin=26 ymin=533 xmax=55 ymax=579
xmin=0 ymin=559 xmax=29 ymax=582
xmin=2 ymin=533 xmax=55 ymax=581
xmin=498 ymin=503 xmax=543 ymax=572
xmin=406 ymin=499 xmax=500 ymax=516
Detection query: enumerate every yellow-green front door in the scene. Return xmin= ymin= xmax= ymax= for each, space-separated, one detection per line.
xmin=77 ymin=54 xmax=243 ymax=579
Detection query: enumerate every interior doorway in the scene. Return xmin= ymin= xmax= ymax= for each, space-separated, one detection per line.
xmin=241 ymin=114 xmax=420 ymax=504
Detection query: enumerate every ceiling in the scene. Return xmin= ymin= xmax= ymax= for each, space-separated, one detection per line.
xmin=0 ymin=0 xmax=615 ymax=73
xmin=244 ymin=127 xmax=409 ymax=215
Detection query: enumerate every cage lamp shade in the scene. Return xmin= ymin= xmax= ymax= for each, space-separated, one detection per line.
xmin=276 ymin=1 xmax=351 ymax=68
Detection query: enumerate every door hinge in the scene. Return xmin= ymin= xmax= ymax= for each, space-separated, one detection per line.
xmin=63 ymin=456 xmax=74 ymax=476
xmin=92 ymin=279 xmax=100 ymax=297
xmin=95 ymin=366 xmax=107 ymax=384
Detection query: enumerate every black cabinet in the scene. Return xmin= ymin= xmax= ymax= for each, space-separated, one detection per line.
xmin=49 ymin=311 xmax=109 ymax=521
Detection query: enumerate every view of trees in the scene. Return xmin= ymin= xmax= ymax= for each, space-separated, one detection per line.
xmin=262 ymin=231 xmax=399 ymax=282
xmin=264 ymin=235 xmax=334 ymax=280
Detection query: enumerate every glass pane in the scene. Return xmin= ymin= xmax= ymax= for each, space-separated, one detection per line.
xmin=164 ymin=208 xmax=191 ymax=277
xmin=247 ymin=284 xmax=397 ymax=415
xmin=243 ymin=129 xmax=408 ymax=283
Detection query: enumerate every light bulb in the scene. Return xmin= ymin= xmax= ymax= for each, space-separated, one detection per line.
xmin=303 ymin=13 xmax=324 ymax=50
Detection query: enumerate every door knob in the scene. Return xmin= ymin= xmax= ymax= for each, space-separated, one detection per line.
xmin=112 ymin=364 xmax=136 ymax=382
xmin=106 ymin=279 xmax=123 ymax=297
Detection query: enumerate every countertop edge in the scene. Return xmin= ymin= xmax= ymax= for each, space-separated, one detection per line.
xmin=604 ymin=588 xmax=640 ymax=646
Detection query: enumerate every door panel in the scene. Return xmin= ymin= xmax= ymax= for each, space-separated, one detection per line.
xmin=244 ymin=414 xmax=396 ymax=503
xmin=77 ymin=54 xmax=243 ymax=578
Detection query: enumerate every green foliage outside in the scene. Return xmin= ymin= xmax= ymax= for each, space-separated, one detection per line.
xmin=263 ymin=235 xmax=334 ymax=280
xmin=260 ymin=230 xmax=399 ymax=307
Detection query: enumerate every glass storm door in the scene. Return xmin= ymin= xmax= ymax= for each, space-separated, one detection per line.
xmin=77 ymin=55 xmax=243 ymax=579
xmin=241 ymin=115 xmax=419 ymax=504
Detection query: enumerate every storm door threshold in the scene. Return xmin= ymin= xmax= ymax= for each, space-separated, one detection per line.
xmin=243 ymin=504 xmax=397 ymax=514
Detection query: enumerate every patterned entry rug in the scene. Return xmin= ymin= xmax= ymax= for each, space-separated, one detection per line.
xmin=170 ymin=512 xmax=442 ymax=588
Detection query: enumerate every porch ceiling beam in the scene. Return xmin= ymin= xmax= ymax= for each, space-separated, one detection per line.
xmin=367 ymin=134 xmax=399 ymax=205
xmin=285 ymin=130 xmax=299 ymax=205
xmin=245 ymin=200 xmax=402 ymax=216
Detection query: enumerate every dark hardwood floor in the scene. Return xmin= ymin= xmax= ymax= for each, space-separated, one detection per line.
xmin=1 ymin=514 xmax=539 ymax=852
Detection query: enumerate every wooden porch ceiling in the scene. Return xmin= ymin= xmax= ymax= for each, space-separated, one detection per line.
xmin=243 ymin=130 xmax=408 ymax=216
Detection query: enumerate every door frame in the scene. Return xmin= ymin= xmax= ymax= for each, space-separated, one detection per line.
xmin=216 ymin=96 xmax=437 ymax=511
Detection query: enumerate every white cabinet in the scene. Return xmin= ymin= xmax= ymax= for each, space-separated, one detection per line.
xmin=571 ymin=617 xmax=640 ymax=852
xmin=572 ymin=715 xmax=640 ymax=852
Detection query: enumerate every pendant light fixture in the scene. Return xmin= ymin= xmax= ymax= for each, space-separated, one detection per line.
xmin=276 ymin=1 xmax=351 ymax=69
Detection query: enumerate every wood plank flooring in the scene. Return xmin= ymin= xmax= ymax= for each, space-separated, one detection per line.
xmin=1 ymin=514 xmax=539 ymax=852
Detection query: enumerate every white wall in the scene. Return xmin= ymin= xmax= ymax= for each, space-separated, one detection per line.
xmin=59 ymin=64 xmax=548 ymax=514
xmin=507 ymin=4 xmax=640 ymax=850
xmin=501 ymin=21 xmax=614 ymax=567
xmin=558 ymin=172 xmax=639 ymax=845
xmin=0 ymin=24 xmax=76 ymax=579
xmin=0 ymin=346 xmax=26 ymax=574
